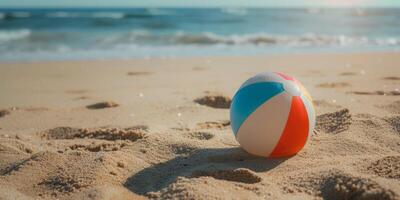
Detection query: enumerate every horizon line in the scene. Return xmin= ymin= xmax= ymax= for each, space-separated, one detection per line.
xmin=1 ymin=5 xmax=400 ymax=9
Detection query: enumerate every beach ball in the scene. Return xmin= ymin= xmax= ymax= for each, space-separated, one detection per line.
xmin=230 ymin=72 xmax=315 ymax=158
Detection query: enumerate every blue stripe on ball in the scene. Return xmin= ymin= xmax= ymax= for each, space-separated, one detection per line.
xmin=230 ymin=82 xmax=284 ymax=135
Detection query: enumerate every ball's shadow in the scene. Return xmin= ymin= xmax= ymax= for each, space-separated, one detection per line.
xmin=124 ymin=147 xmax=289 ymax=195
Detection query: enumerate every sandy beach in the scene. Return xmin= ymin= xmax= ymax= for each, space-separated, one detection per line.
xmin=0 ymin=52 xmax=399 ymax=199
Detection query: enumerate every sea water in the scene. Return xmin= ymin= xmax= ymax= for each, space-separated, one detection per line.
xmin=0 ymin=8 xmax=399 ymax=61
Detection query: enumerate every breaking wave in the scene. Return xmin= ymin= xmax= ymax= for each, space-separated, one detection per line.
xmin=97 ymin=31 xmax=400 ymax=47
xmin=45 ymin=11 xmax=125 ymax=19
xmin=0 ymin=29 xmax=31 ymax=43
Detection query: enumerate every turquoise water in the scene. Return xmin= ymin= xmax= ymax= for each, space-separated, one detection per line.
xmin=0 ymin=8 xmax=400 ymax=61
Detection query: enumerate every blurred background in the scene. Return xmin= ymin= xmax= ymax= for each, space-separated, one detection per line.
xmin=0 ymin=0 xmax=399 ymax=61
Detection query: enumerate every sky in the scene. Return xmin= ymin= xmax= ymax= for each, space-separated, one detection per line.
xmin=1 ymin=0 xmax=400 ymax=8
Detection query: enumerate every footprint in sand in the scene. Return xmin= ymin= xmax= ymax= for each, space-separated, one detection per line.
xmin=316 ymin=109 xmax=352 ymax=134
xmin=0 ymin=109 xmax=10 ymax=118
xmin=42 ymin=126 xmax=146 ymax=142
xmin=68 ymin=142 xmax=127 ymax=152
xmin=191 ymin=168 xmax=261 ymax=184
xmin=127 ymin=71 xmax=153 ymax=76
xmin=321 ymin=173 xmax=396 ymax=200
xmin=39 ymin=175 xmax=83 ymax=193
xmin=339 ymin=72 xmax=357 ymax=76
xmin=168 ymin=143 xmax=198 ymax=155
xmin=349 ymin=91 xmax=400 ymax=96
xmin=192 ymin=66 xmax=205 ymax=71
xmin=317 ymin=82 xmax=351 ymax=88
xmin=367 ymin=156 xmax=400 ymax=180
xmin=385 ymin=116 xmax=400 ymax=134
xmin=186 ymin=131 xmax=214 ymax=140
xmin=195 ymin=120 xmax=230 ymax=130
xmin=86 ymin=101 xmax=119 ymax=109
xmin=194 ymin=94 xmax=231 ymax=109
xmin=383 ymin=76 xmax=400 ymax=81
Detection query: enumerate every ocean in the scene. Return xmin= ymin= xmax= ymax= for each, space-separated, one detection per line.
xmin=0 ymin=8 xmax=400 ymax=61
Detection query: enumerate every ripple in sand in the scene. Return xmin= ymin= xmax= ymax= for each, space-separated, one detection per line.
xmin=42 ymin=126 xmax=146 ymax=142
xmin=192 ymin=66 xmax=205 ymax=71
xmin=349 ymin=91 xmax=400 ymax=96
xmin=317 ymin=82 xmax=351 ymax=88
xmin=316 ymin=109 xmax=352 ymax=134
xmin=65 ymin=89 xmax=89 ymax=94
xmin=195 ymin=120 xmax=230 ymax=130
xmin=0 ymin=109 xmax=10 ymax=118
xmin=127 ymin=71 xmax=152 ymax=76
xmin=368 ymin=156 xmax=400 ymax=180
xmin=194 ymin=94 xmax=231 ymax=109
xmin=192 ymin=168 xmax=262 ymax=184
xmin=321 ymin=174 xmax=396 ymax=200
xmin=86 ymin=101 xmax=119 ymax=109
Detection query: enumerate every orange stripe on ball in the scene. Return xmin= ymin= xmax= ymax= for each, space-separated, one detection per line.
xmin=269 ymin=96 xmax=309 ymax=158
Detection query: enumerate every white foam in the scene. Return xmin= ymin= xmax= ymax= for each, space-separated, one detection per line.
xmin=92 ymin=12 xmax=125 ymax=19
xmin=46 ymin=12 xmax=80 ymax=18
xmin=146 ymin=8 xmax=175 ymax=16
xmin=221 ymin=8 xmax=247 ymax=16
xmin=0 ymin=29 xmax=31 ymax=43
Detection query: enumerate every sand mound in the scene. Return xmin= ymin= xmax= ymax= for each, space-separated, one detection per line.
xmin=0 ymin=138 xmax=36 ymax=155
xmin=127 ymin=71 xmax=152 ymax=76
xmin=43 ymin=127 xmax=82 ymax=139
xmin=383 ymin=76 xmax=400 ymax=81
xmin=195 ymin=120 xmax=230 ymax=130
xmin=316 ymin=109 xmax=352 ymax=134
xmin=0 ymin=151 xmax=130 ymax=198
xmin=69 ymin=185 xmax=146 ymax=200
xmin=194 ymin=95 xmax=231 ymax=109
xmin=321 ymin=174 xmax=397 ymax=200
xmin=86 ymin=101 xmax=119 ymax=109
xmin=186 ymin=131 xmax=214 ymax=140
xmin=148 ymin=177 xmax=263 ymax=200
xmin=317 ymin=82 xmax=351 ymax=88
xmin=0 ymin=109 xmax=10 ymax=118
xmin=368 ymin=156 xmax=400 ymax=180
xmin=43 ymin=127 xmax=146 ymax=142
xmin=192 ymin=168 xmax=262 ymax=184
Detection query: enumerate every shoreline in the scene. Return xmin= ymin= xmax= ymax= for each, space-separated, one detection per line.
xmin=1 ymin=50 xmax=399 ymax=64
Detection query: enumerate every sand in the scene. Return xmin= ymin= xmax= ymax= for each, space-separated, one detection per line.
xmin=0 ymin=52 xmax=399 ymax=199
